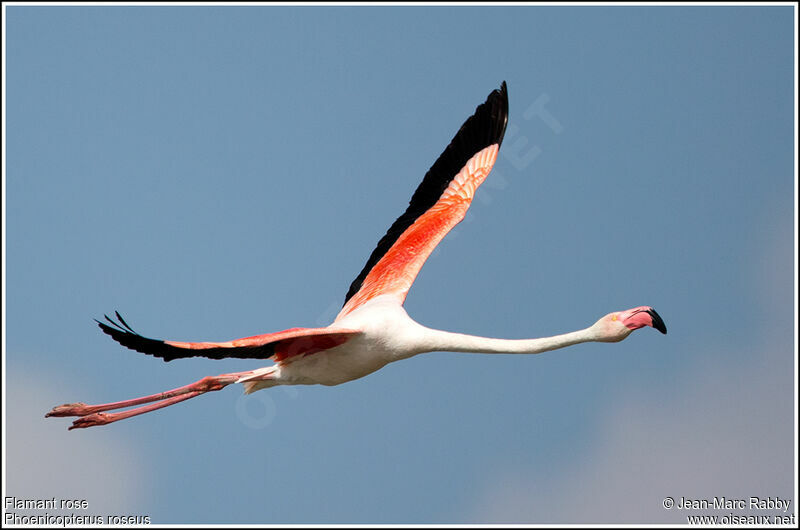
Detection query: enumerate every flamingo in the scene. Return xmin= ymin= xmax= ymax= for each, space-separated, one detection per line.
xmin=47 ymin=81 xmax=666 ymax=430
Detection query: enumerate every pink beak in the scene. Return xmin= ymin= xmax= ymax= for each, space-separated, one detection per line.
xmin=620 ymin=306 xmax=667 ymax=334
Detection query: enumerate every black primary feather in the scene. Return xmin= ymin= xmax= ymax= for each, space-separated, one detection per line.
xmin=96 ymin=313 xmax=276 ymax=362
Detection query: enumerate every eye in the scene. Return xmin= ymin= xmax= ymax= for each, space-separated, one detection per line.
xmin=611 ymin=314 xmax=618 ymax=322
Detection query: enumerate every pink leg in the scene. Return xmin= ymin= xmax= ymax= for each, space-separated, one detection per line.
xmin=45 ymin=370 xmax=261 ymax=430
xmin=46 ymin=372 xmax=249 ymax=417
xmin=68 ymin=392 xmax=204 ymax=430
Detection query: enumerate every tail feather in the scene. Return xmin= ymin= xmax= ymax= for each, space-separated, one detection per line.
xmin=242 ymin=380 xmax=278 ymax=394
xmin=237 ymin=366 xmax=279 ymax=394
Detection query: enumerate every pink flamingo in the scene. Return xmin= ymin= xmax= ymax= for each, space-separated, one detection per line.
xmin=47 ymin=82 xmax=666 ymax=430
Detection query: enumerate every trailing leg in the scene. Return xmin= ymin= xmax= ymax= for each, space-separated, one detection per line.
xmin=46 ymin=370 xmax=257 ymax=430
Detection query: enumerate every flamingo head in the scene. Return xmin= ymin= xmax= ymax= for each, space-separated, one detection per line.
xmin=592 ymin=306 xmax=667 ymax=342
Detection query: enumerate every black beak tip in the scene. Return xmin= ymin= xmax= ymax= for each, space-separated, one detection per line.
xmin=647 ymin=308 xmax=667 ymax=335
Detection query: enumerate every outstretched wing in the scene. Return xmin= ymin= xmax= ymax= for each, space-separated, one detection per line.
xmin=339 ymin=81 xmax=508 ymax=317
xmin=98 ymin=312 xmax=361 ymax=362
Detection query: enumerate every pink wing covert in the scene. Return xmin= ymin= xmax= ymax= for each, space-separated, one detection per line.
xmin=339 ymin=144 xmax=501 ymax=316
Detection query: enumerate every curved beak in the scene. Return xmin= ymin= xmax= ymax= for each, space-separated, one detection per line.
xmin=646 ymin=308 xmax=667 ymax=334
xmin=621 ymin=306 xmax=667 ymax=334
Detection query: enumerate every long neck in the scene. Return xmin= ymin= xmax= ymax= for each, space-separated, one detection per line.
xmin=415 ymin=325 xmax=599 ymax=355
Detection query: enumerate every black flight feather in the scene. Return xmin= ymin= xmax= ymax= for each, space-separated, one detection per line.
xmin=96 ymin=313 xmax=277 ymax=362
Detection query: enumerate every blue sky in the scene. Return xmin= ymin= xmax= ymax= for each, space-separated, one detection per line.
xmin=4 ymin=4 xmax=796 ymax=524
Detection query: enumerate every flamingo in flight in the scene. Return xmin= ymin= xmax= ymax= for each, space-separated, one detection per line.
xmin=47 ymin=81 xmax=666 ymax=430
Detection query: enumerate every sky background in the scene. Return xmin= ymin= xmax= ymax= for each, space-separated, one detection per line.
xmin=4 ymin=4 xmax=796 ymax=525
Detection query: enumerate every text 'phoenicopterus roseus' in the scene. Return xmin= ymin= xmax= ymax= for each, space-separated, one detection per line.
xmin=47 ymin=81 xmax=666 ymax=430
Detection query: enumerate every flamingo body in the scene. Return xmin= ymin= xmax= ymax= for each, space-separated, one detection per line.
xmin=247 ymin=296 xmax=423 ymax=391
xmin=47 ymin=82 xmax=666 ymax=430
